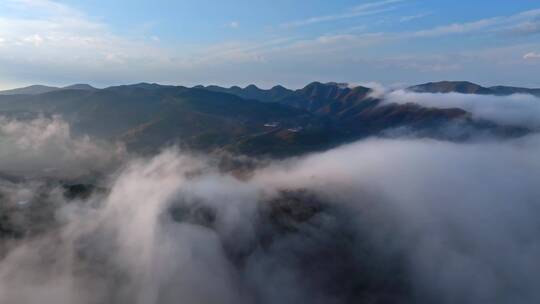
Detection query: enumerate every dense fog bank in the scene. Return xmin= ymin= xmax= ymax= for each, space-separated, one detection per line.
xmin=0 ymin=121 xmax=539 ymax=303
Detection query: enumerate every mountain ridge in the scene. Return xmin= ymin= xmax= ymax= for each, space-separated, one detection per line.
xmin=0 ymin=84 xmax=97 ymax=95
xmin=3 ymin=80 xmax=540 ymax=97
xmin=408 ymin=81 xmax=540 ymax=96
xmin=0 ymin=81 xmax=530 ymax=157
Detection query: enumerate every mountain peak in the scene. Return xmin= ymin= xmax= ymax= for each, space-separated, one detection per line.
xmin=409 ymin=81 xmax=489 ymax=94
xmin=408 ymin=81 xmax=540 ymax=96
xmin=303 ymin=81 xmax=325 ymax=88
xmin=244 ymin=84 xmax=260 ymax=90
xmin=63 ymin=84 xmax=96 ymax=90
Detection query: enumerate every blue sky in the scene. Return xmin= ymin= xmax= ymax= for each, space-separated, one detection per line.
xmin=0 ymin=0 xmax=540 ymax=89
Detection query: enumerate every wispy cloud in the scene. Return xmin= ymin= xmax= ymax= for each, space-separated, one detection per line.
xmin=400 ymin=12 xmax=431 ymax=22
xmin=281 ymin=0 xmax=404 ymax=28
xmin=271 ymin=8 xmax=540 ymax=60
xmin=378 ymin=55 xmax=462 ymax=72
xmin=506 ymin=16 xmax=540 ymax=36
xmin=6 ymin=0 xmax=80 ymax=16
xmin=412 ymin=8 xmax=540 ymax=38
xmin=412 ymin=17 xmax=500 ymax=37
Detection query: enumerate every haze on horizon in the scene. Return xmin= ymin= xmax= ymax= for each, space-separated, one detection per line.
xmin=0 ymin=0 xmax=540 ymax=90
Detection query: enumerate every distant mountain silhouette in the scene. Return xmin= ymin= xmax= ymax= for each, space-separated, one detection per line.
xmin=0 ymin=85 xmax=59 ymax=95
xmin=408 ymin=81 xmax=540 ymax=96
xmin=0 ymin=84 xmax=97 ymax=95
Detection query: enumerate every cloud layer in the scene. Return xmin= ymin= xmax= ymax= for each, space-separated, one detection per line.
xmin=0 ymin=132 xmax=539 ymax=303
xmin=383 ymin=90 xmax=540 ymax=129
xmin=0 ymin=115 xmax=124 ymax=178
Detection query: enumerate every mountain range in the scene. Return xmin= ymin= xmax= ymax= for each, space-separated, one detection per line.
xmin=199 ymin=80 xmax=540 ymax=99
xmin=0 ymin=84 xmax=97 ymax=95
xmin=0 ymin=81 xmax=534 ymax=157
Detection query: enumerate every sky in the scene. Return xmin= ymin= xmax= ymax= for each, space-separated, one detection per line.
xmin=0 ymin=0 xmax=539 ymax=89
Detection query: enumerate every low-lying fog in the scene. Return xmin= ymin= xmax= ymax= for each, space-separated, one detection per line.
xmin=0 ymin=91 xmax=539 ymax=304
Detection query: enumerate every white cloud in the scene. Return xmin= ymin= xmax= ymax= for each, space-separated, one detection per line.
xmin=0 ymin=0 xmax=174 ymax=83
xmin=0 ymin=116 xmax=125 ymax=178
xmin=524 ymin=52 xmax=540 ymax=60
xmin=384 ymin=90 xmax=540 ymax=129
xmin=22 ymin=34 xmax=44 ymax=46
xmin=1 ymin=134 xmax=540 ymax=303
